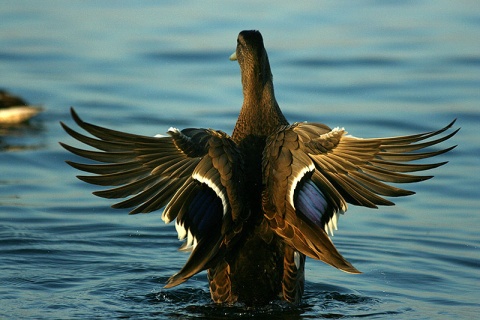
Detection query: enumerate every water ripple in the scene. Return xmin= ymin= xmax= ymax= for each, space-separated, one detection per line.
xmin=1 ymin=1 xmax=479 ymax=319
xmin=290 ymin=57 xmax=404 ymax=68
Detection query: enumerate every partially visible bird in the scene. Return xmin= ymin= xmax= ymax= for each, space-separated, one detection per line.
xmin=60 ymin=30 xmax=458 ymax=306
xmin=0 ymin=89 xmax=43 ymax=124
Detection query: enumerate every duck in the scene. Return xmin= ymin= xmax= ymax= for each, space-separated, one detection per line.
xmin=60 ymin=30 xmax=458 ymax=306
xmin=0 ymin=89 xmax=43 ymax=124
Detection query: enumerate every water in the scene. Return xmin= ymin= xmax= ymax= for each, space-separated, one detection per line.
xmin=1 ymin=1 xmax=479 ymax=318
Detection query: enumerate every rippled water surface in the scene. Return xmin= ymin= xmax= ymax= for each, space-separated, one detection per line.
xmin=1 ymin=1 xmax=479 ymax=319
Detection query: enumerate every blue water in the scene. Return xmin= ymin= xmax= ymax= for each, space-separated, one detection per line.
xmin=1 ymin=1 xmax=479 ymax=319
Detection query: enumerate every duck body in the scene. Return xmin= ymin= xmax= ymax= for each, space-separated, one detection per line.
xmin=0 ymin=89 xmax=43 ymax=124
xmin=218 ymin=31 xmax=291 ymax=304
xmin=61 ymin=30 xmax=458 ymax=306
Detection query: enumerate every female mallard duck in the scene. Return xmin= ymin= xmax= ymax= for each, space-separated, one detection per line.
xmin=60 ymin=30 xmax=458 ymax=306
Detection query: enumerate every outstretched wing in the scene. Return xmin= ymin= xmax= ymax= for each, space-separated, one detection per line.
xmin=60 ymin=108 xmax=247 ymax=287
xmin=262 ymin=120 xmax=458 ymax=272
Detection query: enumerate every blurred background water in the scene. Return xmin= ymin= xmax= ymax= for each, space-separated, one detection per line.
xmin=1 ymin=0 xmax=479 ymax=319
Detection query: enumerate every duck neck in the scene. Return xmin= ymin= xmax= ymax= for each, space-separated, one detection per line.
xmin=232 ymin=60 xmax=288 ymax=142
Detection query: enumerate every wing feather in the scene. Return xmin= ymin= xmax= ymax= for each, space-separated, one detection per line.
xmin=61 ymin=108 xmax=247 ymax=288
xmin=262 ymin=120 xmax=457 ymax=273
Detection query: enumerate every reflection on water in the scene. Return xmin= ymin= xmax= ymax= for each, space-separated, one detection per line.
xmin=0 ymin=1 xmax=479 ymax=319
xmin=0 ymin=121 xmax=46 ymax=152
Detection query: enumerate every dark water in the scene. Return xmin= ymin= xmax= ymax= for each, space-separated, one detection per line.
xmin=1 ymin=1 xmax=479 ymax=319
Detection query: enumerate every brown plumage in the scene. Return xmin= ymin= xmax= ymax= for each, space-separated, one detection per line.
xmin=60 ymin=30 xmax=458 ymax=306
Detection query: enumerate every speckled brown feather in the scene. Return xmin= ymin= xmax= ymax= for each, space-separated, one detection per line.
xmin=207 ymin=259 xmax=236 ymax=303
xmin=282 ymin=246 xmax=305 ymax=304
